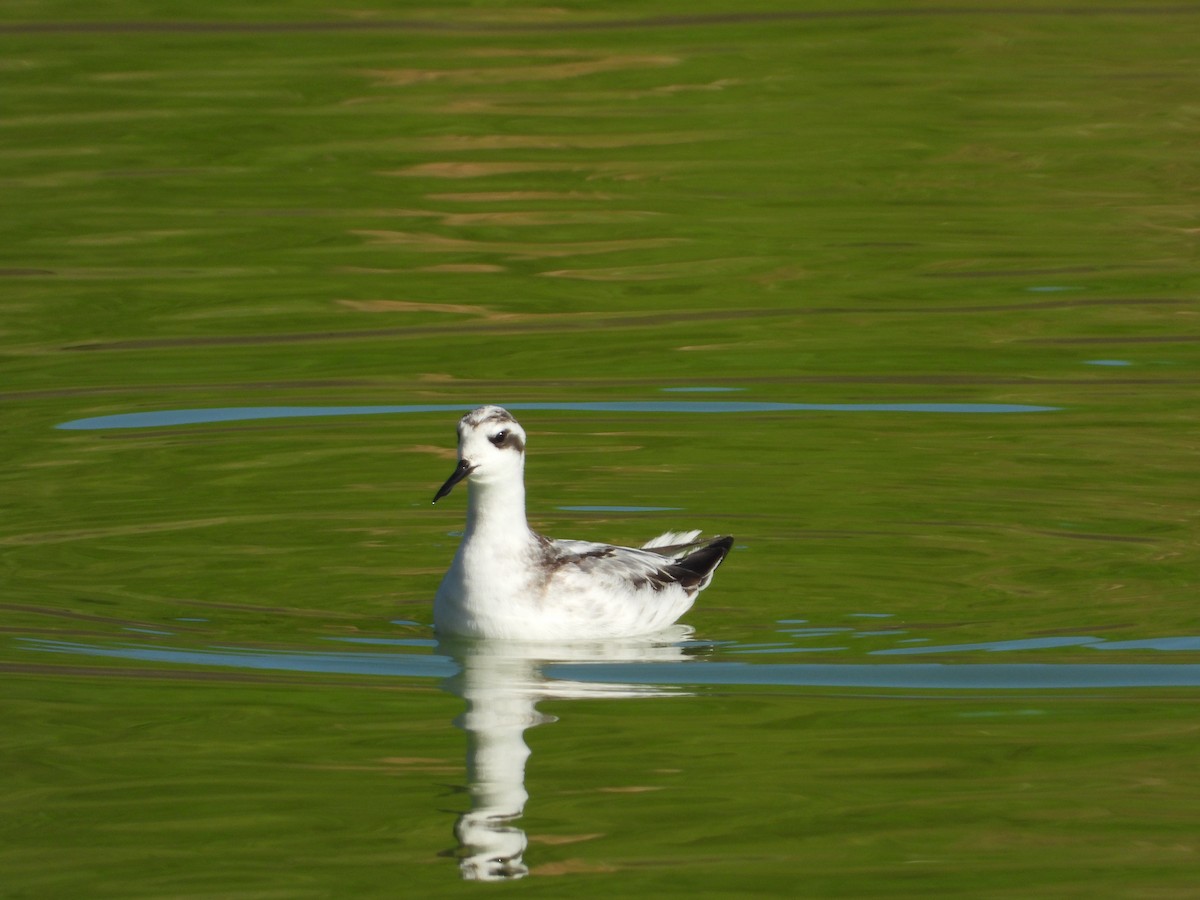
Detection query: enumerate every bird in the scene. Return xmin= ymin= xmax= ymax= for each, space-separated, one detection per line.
xmin=431 ymin=405 xmax=733 ymax=640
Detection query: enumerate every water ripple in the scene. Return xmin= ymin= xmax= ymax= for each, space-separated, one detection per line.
xmin=57 ymin=400 xmax=1059 ymax=431
xmin=16 ymin=638 xmax=1200 ymax=690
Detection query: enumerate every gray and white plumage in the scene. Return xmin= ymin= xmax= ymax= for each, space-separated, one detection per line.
xmin=432 ymin=406 xmax=733 ymax=640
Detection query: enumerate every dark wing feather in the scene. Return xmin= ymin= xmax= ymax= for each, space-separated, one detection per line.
xmin=665 ymin=536 xmax=734 ymax=593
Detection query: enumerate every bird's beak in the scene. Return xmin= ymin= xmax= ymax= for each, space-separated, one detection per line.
xmin=433 ymin=459 xmax=474 ymax=504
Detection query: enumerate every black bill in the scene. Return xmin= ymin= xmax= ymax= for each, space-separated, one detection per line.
xmin=433 ymin=459 xmax=474 ymax=504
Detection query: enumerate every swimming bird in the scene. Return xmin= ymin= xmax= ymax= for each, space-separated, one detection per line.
xmin=432 ymin=406 xmax=733 ymax=640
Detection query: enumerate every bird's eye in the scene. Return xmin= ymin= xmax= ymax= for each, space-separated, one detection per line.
xmin=489 ymin=430 xmax=508 ymax=447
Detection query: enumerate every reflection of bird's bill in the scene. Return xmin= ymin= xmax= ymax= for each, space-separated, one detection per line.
xmin=433 ymin=459 xmax=474 ymax=504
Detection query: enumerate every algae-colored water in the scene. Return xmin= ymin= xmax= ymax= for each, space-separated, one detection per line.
xmin=3 ymin=3 xmax=1198 ymax=896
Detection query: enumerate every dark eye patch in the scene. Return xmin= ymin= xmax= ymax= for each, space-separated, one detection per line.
xmin=488 ymin=429 xmax=524 ymax=451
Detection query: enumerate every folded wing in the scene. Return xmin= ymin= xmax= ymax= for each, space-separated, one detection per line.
xmin=545 ymin=534 xmax=734 ymax=597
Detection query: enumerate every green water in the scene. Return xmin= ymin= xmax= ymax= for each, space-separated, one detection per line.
xmin=3 ymin=2 xmax=1198 ymax=896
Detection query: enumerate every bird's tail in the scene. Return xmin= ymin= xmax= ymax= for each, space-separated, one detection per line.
xmin=670 ymin=535 xmax=735 ymax=594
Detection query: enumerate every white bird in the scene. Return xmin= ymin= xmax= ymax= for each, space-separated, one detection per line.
xmin=432 ymin=406 xmax=733 ymax=641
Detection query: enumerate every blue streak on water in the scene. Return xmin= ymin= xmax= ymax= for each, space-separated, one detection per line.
xmin=21 ymin=639 xmax=458 ymax=678
xmin=871 ymin=636 xmax=1102 ymax=655
xmin=784 ymin=628 xmax=855 ymax=637
xmin=1090 ymin=637 xmax=1200 ymax=651
xmin=323 ymin=637 xmax=439 ymax=648
xmin=17 ymin=639 xmax=1200 ymax=690
xmin=56 ymin=400 xmax=1061 ymax=431
xmin=547 ymin=661 xmax=1200 ymax=690
xmin=730 ymin=647 xmax=849 ymax=655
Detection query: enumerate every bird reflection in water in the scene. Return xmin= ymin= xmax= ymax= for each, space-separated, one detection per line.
xmin=439 ymin=627 xmax=697 ymax=881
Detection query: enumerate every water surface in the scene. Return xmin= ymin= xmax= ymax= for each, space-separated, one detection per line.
xmin=3 ymin=1 xmax=1198 ymax=896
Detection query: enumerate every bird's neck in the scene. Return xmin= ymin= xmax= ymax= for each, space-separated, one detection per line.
xmin=464 ymin=475 xmax=531 ymax=544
